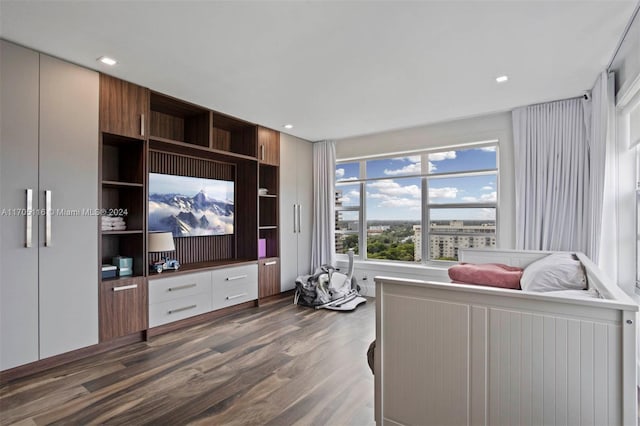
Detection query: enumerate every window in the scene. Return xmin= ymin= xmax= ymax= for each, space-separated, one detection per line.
xmin=335 ymin=143 xmax=498 ymax=263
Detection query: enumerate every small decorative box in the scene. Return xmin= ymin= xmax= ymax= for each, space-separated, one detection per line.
xmin=101 ymin=264 xmax=117 ymax=280
xmin=112 ymin=256 xmax=133 ymax=276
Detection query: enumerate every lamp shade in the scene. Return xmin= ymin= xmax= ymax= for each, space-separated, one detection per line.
xmin=148 ymin=232 xmax=175 ymax=253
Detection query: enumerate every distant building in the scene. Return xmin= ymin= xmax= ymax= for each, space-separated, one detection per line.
xmin=413 ymin=225 xmax=422 ymax=261
xmin=368 ymin=225 xmax=390 ymax=234
xmin=335 ymin=190 xmax=344 ymax=253
xmin=413 ymin=221 xmax=496 ymax=260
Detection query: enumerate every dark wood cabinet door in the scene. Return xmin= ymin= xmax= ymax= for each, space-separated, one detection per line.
xmin=258 ymin=126 xmax=280 ymax=166
xmin=258 ymin=257 xmax=280 ymax=298
xmin=100 ymin=74 xmax=148 ymax=139
xmin=99 ymin=277 xmax=148 ymax=341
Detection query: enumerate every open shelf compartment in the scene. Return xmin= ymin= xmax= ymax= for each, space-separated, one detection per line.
xmin=149 ymin=92 xmax=210 ymax=148
xmin=212 ymin=112 xmax=257 ymax=158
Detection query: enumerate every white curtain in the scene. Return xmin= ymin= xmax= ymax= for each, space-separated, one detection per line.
xmin=311 ymin=140 xmax=336 ymax=271
xmin=513 ymin=97 xmax=599 ymax=258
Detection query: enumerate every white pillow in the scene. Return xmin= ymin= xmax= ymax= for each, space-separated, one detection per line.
xmin=520 ymin=252 xmax=587 ymax=292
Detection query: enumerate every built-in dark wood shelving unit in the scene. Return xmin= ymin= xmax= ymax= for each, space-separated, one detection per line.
xmin=100 ymin=133 xmax=146 ymax=280
xmin=258 ymin=163 xmax=279 ymax=259
xmin=100 ymin=73 xmax=281 ymax=333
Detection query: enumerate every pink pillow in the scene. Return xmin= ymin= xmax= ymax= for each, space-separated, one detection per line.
xmin=448 ymin=263 xmax=523 ymax=289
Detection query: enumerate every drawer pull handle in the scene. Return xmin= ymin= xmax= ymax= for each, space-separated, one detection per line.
xmin=113 ymin=284 xmax=138 ymax=292
xmin=227 ymin=293 xmax=247 ymax=300
xmin=168 ymin=283 xmax=196 ymax=292
xmin=264 ymin=261 xmax=277 ymax=266
xmin=168 ymin=304 xmax=196 ymax=314
xmin=226 ymin=274 xmax=247 ymax=281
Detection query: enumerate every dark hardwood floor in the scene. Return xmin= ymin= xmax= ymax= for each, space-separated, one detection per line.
xmin=0 ymin=298 xmax=375 ymax=425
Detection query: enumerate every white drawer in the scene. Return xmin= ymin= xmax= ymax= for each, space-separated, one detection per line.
xmin=212 ymin=264 xmax=258 ymax=310
xmin=149 ymin=292 xmax=212 ymax=327
xmin=148 ymin=271 xmax=212 ymax=304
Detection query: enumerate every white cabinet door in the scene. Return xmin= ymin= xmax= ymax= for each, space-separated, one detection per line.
xmin=296 ymin=139 xmax=313 ymax=278
xmin=280 ymin=134 xmax=298 ymax=291
xmin=0 ymin=41 xmax=40 ymax=370
xmin=279 ymin=133 xmax=313 ymax=291
xmin=38 ymin=54 xmax=99 ymax=358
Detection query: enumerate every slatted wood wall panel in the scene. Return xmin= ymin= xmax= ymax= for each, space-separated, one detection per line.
xmin=149 ymin=150 xmax=235 ymax=264
xmin=487 ymin=308 xmax=621 ymax=426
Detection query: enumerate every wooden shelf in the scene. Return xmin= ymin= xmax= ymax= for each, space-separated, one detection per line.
xmin=101 ymin=230 xmax=144 ymax=235
xmin=101 ymin=274 xmax=144 ymax=284
xmin=102 ymin=180 xmax=144 ymax=188
xmin=149 ymin=259 xmax=257 ymax=279
xmin=149 ymin=136 xmax=257 ymax=163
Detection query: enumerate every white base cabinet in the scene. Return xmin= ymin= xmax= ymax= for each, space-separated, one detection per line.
xmin=149 ymin=264 xmax=258 ymax=328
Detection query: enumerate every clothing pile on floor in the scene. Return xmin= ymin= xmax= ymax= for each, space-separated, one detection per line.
xmin=101 ymin=216 xmax=126 ymax=231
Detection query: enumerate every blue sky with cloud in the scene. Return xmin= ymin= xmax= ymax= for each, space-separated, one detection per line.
xmin=336 ymin=147 xmax=497 ymax=221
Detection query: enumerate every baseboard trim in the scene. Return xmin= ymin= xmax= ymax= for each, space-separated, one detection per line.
xmin=0 ymin=332 xmax=145 ymax=384
xmin=258 ymin=289 xmax=295 ymax=306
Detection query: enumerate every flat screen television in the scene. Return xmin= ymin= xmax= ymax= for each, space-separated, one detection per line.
xmin=148 ymin=173 xmax=234 ymax=237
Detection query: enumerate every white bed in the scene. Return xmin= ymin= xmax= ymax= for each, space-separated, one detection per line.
xmin=374 ymin=249 xmax=638 ymax=426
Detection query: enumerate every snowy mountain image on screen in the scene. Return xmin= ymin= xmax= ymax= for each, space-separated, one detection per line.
xmin=148 ymin=173 xmax=234 ymax=237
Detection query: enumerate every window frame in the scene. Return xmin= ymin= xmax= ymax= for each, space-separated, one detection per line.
xmin=335 ymin=141 xmax=500 ymax=265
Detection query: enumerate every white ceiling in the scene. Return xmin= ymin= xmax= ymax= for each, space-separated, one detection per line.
xmin=1 ymin=1 xmax=637 ymax=141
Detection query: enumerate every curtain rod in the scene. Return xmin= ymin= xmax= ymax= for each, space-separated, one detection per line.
xmin=521 ymin=95 xmax=585 ymax=109
xmin=607 ymin=1 xmax=640 ymax=70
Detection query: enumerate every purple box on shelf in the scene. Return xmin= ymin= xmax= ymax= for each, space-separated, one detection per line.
xmin=258 ymin=239 xmax=267 ymax=258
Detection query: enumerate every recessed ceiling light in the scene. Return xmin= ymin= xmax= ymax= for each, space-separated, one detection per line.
xmin=496 ymin=75 xmax=508 ymax=83
xmin=98 ymin=56 xmax=117 ymax=66
xmin=283 ymin=124 xmax=293 ymax=129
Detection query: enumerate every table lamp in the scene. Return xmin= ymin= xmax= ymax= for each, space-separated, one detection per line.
xmin=148 ymin=231 xmax=179 ymax=273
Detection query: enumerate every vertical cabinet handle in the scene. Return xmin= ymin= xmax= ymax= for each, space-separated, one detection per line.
xmin=140 ymin=113 xmax=145 ymax=137
xmin=297 ymin=204 xmax=302 ymax=233
xmin=293 ymin=204 xmax=298 ymax=233
xmin=25 ymin=189 xmax=33 ymax=248
xmin=260 ymin=144 xmax=265 ymax=161
xmin=45 ymin=190 xmax=52 ymax=247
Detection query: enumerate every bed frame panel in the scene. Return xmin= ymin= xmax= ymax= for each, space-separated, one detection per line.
xmin=374 ymin=249 xmax=638 ymax=426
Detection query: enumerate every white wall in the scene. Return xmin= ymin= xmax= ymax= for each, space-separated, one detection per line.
xmin=334 ymin=112 xmax=515 ymax=285
xmin=611 ymin=6 xmax=640 ymax=99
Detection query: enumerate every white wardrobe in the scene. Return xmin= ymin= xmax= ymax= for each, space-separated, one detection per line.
xmin=0 ymin=41 xmax=99 ymax=371
xmin=279 ymin=133 xmax=313 ymax=291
